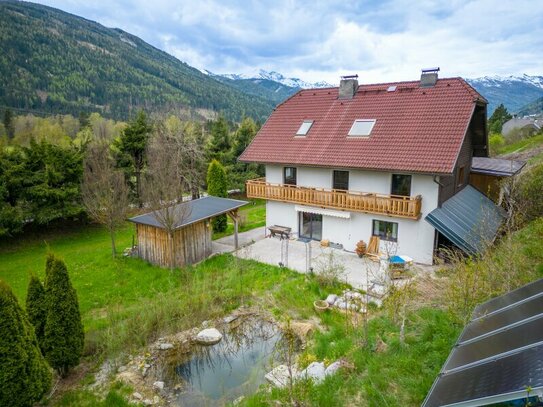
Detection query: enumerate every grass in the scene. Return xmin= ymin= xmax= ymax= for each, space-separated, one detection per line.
xmin=213 ymin=197 xmax=266 ymax=240
xmin=492 ymin=133 xmax=543 ymax=156
xmin=1 ymin=213 xmax=541 ymax=406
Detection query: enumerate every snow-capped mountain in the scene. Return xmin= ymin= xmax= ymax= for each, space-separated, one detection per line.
xmin=467 ymin=74 xmax=543 ymax=115
xmin=206 ymin=69 xmax=332 ymax=89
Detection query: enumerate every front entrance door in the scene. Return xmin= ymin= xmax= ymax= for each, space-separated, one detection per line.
xmin=299 ymin=212 xmax=322 ymax=241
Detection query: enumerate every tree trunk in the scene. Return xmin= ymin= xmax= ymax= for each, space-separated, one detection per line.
xmin=110 ymin=227 xmax=116 ymax=258
xmin=169 ymin=233 xmax=175 ymax=271
xmin=135 ymin=168 xmax=142 ymax=208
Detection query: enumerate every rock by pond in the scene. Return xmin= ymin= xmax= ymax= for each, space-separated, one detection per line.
xmin=194 ymin=328 xmax=223 ymax=345
xmin=298 ymin=361 xmax=326 ymax=383
xmin=165 ymin=316 xmax=293 ymax=406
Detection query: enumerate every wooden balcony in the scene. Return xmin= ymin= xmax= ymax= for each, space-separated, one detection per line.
xmin=246 ymin=178 xmax=422 ymax=219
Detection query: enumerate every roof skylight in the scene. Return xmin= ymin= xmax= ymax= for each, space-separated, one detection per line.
xmin=296 ymin=120 xmax=313 ymax=136
xmin=348 ymin=119 xmax=376 ymax=137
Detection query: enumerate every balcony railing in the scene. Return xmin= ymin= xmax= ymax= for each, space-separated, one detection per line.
xmin=246 ymin=178 xmax=422 ymax=219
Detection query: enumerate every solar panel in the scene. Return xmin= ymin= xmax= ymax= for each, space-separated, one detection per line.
xmin=473 ymin=278 xmax=543 ymax=318
xmin=423 ymin=278 xmax=543 ymax=407
xmin=445 ymin=316 xmax=543 ymax=372
xmin=460 ymin=294 xmax=543 ymax=342
xmin=424 ymin=344 xmax=543 ymax=407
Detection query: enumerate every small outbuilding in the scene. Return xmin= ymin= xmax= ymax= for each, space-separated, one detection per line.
xmin=128 ymin=196 xmax=247 ymax=268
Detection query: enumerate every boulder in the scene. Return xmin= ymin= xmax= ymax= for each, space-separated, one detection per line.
xmin=223 ymin=314 xmax=239 ymax=324
xmin=265 ymin=365 xmax=297 ymax=388
xmin=325 ymin=294 xmax=338 ymax=305
xmin=153 ymin=381 xmax=164 ymax=390
xmin=195 ymin=328 xmax=223 ymax=345
xmin=335 ymin=300 xmax=348 ymax=310
xmin=117 ymin=370 xmax=144 ymax=388
xmin=298 ymin=361 xmax=326 ymax=383
xmin=324 ymin=360 xmax=344 ymax=376
xmin=158 ymin=343 xmax=173 ymax=350
xmin=132 ymin=392 xmax=143 ymax=400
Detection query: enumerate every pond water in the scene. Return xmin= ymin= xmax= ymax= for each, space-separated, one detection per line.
xmin=167 ymin=317 xmax=285 ymax=406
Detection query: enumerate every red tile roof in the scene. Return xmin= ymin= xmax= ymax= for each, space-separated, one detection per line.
xmin=239 ymin=77 xmax=487 ymax=174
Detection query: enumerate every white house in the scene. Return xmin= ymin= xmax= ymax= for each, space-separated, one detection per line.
xmin=240 ymin=70 xmax=502 ymax=265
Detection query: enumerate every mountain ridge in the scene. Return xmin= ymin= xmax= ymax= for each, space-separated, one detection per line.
xmin=0 ymin=0 xmax=275 ymax=121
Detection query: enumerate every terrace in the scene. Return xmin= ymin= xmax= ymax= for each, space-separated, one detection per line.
xmin=246 ymin=178 xmax=422 ymax=220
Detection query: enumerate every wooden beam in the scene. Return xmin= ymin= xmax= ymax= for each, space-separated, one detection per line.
xmin=227 ymin=210 xmax=240 ymax=250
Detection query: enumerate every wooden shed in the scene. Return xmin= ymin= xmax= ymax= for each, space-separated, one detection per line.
xmin=128 ymin=196 xmax=247 ymax=268
xmin=469 ymin=157 xmax=525 ymax=202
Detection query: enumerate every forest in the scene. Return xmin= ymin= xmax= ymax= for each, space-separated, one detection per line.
xmin=0 ymin=108 xmax=262 ymax=238
xmin=0 ymin=1 xmax=275 ymax=121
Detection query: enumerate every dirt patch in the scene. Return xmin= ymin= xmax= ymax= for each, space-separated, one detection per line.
xmin=47 ymin=360 xmax=94 ymax=405
xmin=500 ymin=144 xmax=543 ymax=163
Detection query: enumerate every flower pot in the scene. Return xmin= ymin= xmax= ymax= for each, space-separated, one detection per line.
xmin=314 ymin=300 xmax=330 ymax=313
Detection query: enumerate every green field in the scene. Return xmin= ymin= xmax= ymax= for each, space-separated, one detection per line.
xmin=1 ymin=212 xmax=542 ymax=405
xmin=0 ymin=219 xmax=458 ymax=406
xmin=213 ymin=198 xmax=266 ymax=240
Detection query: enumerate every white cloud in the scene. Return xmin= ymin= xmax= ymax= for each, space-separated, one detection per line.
xmin=34 ymin=0 xmax=543 ymax=83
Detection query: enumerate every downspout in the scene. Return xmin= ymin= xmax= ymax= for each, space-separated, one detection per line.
xmin=432 ymin=175 xmax=445 ymax=258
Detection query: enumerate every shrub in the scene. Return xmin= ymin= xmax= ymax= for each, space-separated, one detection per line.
xmin=26 ymin=274 xmax=47 ymax=351
xmin=516 ymin=163 xmax=543 ymax=223
xmin=0 ymin=280 xmax=51 ymax=406
xmin=43 ymin=254 xmax=85 ymax=376
xmin=207 ymin=159 xmax=228 ymax=232
xmin=488 ymin=133 xmax=504 ymax=155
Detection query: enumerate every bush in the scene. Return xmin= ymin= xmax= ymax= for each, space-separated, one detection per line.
xmin=26 ymin=274 xmax=47 ymax=351
xmin=488 ymin=133 xmax=504 ymax=155
xmin=0 ymin=280 xmax=51 ymax=407
xmin=516 ymin=163 xmax=543 ymax=223
xmin=207 ymin=159 xmax=228 ymax=232
xmin=43 ymin=254 xmax=85 ymax=376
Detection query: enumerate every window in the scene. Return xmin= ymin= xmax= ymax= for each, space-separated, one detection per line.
xmin=391 ymin=174 xmax=412 ymax=196
xmin=457 ymin=166 xmax=465 ymax=187
xmin=348 ymin=119 xmax=376 ymax=137
xmin=283 ymin=167 xmax=297 ymax=185
xmin=372 ymin=220 xmax=398 ymax=242
xmin=333 ymin=170 xmax=349 ymax=190
xmin=296 ymin=120 xmax=313 ymax=136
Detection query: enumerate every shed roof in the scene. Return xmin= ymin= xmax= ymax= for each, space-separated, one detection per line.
xmin=239 ymin=77 xmax=486 ymax=174
xmin=422 ymin=278 xmax=543 ymax=407
xmin=128 ymin=196 xmax=248 ymax=230
xmin=425 ymin=185 xmax=505 ymax=255
xmin=471 ymin=157 xmax=525 ymax=177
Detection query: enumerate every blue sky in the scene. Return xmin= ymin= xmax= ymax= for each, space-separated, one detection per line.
xmin=35 ymin=0 xmax=543 ymax=85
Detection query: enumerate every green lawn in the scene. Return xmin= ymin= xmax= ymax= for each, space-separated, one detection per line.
xmin=3 ymin=217 xmax=540 ymax=406
xmin=213 ymin=197 xmax=266 ymax=240
xmin=493 ymin=133 xmax=543 ymax=156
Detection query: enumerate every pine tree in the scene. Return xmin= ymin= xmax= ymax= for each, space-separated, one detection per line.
xmin=488 ymin=103 xmax=512 ymax=134
xmin=207 ymin=159 xmax=228 ymax=232
xmin=26 ymin=274 xmax=47 ymax=351
xmin=206 ymin=115 xmax=232 ymax=165
xmin=0 ymin=280 xmax=51 ymax=407
xmin=42 ymin=254 xmax=84 ymax=376
xmin=3 ymin=108 xmax=15 ymax=139
xmin=113 ymin=110 xmax=152 ymax=206
xmin=232 ymin=116 xmax=257 ymax=159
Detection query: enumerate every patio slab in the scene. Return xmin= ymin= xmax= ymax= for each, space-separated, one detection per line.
xmin=233 ymin=236 xmax=386 ymax=290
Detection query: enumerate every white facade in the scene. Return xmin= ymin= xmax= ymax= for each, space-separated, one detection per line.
xmin=265 ymin=165 xmax=440 ymax=264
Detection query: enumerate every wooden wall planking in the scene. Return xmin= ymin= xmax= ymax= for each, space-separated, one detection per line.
xmin=136 ymin=220 xmax=213 ymax=268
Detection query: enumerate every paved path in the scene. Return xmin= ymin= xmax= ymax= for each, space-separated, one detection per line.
xmin=212 ymin=226 xmax=267 ymax=254
xmin=233 ymin=236 xmax=385 ymax=290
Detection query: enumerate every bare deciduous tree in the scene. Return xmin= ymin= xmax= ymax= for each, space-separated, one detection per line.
xmin=144 ymin=118 xmax=203 ymax=270
xmin=82 ymin=142 xmax=130 ymax=257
